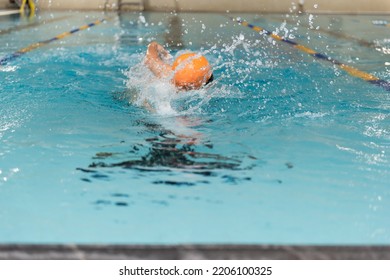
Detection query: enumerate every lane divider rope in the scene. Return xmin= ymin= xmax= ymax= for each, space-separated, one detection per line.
xmin=0 ymin=18 xmax=106 ymax=65
xmin=230 ymin=17 xmax=390 ymax=92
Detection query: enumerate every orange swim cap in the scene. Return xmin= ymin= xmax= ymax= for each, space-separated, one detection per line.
xmin=172 ymin=53 xmax=212 ymax=90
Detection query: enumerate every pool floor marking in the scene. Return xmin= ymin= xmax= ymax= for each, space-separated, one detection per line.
xmin=270 ymin=16 xmax=377 ymax=49
xmin=372 ymin=20 xmax=390 ymax=27
xmin=0 ymin=15 xmax=70 ymax=37
xmin=231 ymin=17 xmax=390 ymax=92
xmin=0 ymin=19 xmax=106 ymax=65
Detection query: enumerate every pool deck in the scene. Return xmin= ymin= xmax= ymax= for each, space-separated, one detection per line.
xmin=0 ymin=9 xmax=19 ymax=16
xmin=1 ymin=244 xmax=390 ymax=259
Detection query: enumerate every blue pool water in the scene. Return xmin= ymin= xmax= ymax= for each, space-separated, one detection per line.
xmin=0 ymin=11 xmax=389 ymax=244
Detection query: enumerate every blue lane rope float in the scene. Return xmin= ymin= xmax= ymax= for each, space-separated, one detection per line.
xmin=0 ymin=18 xmax=106 ymax=66
xmin=230 ymin=17 xmax=390 ymax=92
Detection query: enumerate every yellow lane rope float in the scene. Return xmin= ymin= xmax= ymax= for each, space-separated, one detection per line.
xmin=0 ymin=19 xmax=106 ymax=65
xmin=230 ymin=17 xmax=390 ymax=92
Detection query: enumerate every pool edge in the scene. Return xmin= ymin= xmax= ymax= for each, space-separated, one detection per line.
xmin=0 ymin=244 xmax=389 ymax=260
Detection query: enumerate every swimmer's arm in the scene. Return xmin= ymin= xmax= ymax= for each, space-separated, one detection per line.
xmin=145 ymin=42 xmax=173 ymax=79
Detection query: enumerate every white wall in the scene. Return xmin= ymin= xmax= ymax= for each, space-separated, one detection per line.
xmin=145 ymin=0 xmax=390 ymax=13
xmin=36 ymin=0 xmax=116 ymax=10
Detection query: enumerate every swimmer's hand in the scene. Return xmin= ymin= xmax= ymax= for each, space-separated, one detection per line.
xmin=156 ymin=43 xmax=172 ymax=61
xmin=145 ymin=42 xmax=173 ymax=78
xmin=146 ymin=42 xmax=172 ymax=63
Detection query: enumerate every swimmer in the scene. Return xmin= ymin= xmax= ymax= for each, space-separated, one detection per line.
xmin=144 ymin=41 xmax=213 ymax=90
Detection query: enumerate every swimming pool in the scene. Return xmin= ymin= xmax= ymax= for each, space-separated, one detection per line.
xmin=0 ymin=11 xmax=389 ymax=245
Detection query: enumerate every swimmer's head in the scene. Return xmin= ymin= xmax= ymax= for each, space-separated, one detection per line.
xmin=172 ymin=53 xmax=213 ymax=90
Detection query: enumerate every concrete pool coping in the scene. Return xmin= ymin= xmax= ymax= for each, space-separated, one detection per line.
xmin=1 ymin=244 xmax=390 ymax=259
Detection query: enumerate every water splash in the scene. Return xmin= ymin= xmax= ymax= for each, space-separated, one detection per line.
xmin=123 ymin=53 xmax=180 ymax=115
xmin=0 ymin=65 xmax=18 ymax=72
xmin=122 ymin=44 xmax=248 ymax=116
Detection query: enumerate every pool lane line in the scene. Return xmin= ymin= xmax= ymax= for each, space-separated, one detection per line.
xmin=372 ymin=20 xmax=390 ymax=27
xmin=0 ymin=15 xmax=70 ymax=37
xmin=230 ymin=17 xmax=390 ymax=92
xmin=269 ymin=16 xmax=376 ymax=49
xmin=0 ymin=18 xmax=106 ymax=66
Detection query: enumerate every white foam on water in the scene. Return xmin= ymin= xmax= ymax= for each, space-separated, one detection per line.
xmin=0 ymin=65 xmax=18 ymax=72
xmin=123 ymin=53 xmax=179 ymax=116
xmin=122 ymin=25 xmax=276 ymax=117
xmin=123 ymin=49 xmax=244 ymax=117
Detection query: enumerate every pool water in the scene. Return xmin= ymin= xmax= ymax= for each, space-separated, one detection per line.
xmin=0 ymin=11 xmax=389 ymax=244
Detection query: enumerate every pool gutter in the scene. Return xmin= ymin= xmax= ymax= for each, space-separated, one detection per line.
xmin=1 ymin=244 xmax=390 ymax=259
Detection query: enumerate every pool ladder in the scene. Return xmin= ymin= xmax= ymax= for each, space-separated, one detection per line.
xmin=118 ymin=0 xmax=144 ymax=11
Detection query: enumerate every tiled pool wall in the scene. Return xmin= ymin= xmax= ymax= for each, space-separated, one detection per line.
xmin=1 ymin=0 xmax=390 ymax=13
